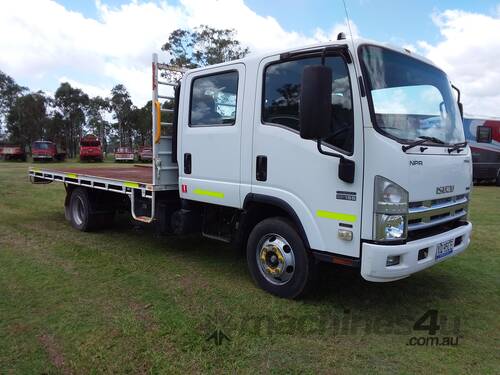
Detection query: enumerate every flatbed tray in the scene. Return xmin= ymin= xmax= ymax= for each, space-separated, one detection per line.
xmin=28 ymin=164 xmax=181 ymax=195
xmin=46 ymin=165 xmax=152 ymax=184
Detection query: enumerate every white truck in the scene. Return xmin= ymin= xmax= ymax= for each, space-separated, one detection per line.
xmin=30 ymin=36 xmax=473 ymax=298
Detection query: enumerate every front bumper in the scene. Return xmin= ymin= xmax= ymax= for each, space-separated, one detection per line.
xmin=115 ymin=155 xmax=134 ymax=161
xmin=81 ymin=153 xmax=101 ymax=157
xmin=33 ymin=154 xmax=53 ymax=159
xmin=361 ymin=221 xmax=472 ymax=282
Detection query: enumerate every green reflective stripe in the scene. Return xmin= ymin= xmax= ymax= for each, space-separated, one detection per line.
xmin=67 ymin=173 xmax=78 ymax=179
xmin=124 ymin=181 xmax=140 ymax=188
xmin=317 ymin=210 xmax=356 ymax=223
xmin=31 ymin=168 xmax=41 ymax=173
xmin=193 ymin=189 xmax=224 ymax=199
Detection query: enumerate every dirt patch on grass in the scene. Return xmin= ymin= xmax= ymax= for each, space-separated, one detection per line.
xmin=129 ymin=301 xmax=158 ymax=331
xmin=38 ymin=333 xmax=73 ymax=375
xmin=7 ymin=322 xmax=31 ymax=335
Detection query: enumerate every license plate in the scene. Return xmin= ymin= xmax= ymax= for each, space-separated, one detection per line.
xmin=435 ymin=239 xmax=454 ymax=260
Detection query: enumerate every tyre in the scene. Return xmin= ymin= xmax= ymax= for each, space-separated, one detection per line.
xmin=69 ymin=188 xmax=99 ymax=231
xmin=496 ymin=173 xmax=500 ymax=186
xmin=246 ymin=217 xmax=317 ymax=299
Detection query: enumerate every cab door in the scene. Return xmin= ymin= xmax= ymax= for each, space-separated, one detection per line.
xmin=251 ymin=52 xmax=364 ymax=257
xmin=179 ymin=64 xmax=245 ymax=208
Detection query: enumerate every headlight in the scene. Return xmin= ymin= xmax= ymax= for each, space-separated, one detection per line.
xmin=373 ymin=176 xmax=409 ymax=241
xmin=374 ymin=214 xmax=406 ymax=240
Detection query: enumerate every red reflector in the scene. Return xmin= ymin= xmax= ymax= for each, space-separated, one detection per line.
xmin=331 ymin=256 xmax=354 ymax=266
xmin=181 ymin=184 xmax=187 ymax=193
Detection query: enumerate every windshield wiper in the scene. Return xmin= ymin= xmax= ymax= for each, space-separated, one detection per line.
xmin=448 ymin=141 xmax=467 ymax=154
xmin=402 ymin=136 xmax=445 ymax=152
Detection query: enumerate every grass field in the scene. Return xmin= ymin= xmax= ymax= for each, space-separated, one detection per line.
xmin=0 ymin=160 xmax=499 ymax=374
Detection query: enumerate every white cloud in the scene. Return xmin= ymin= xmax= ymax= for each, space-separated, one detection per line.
xmin=58 ymin=77 xmax=110 ymax=99
xmin=5 ymin=0 xmax=496 ymax=120
xmin=0 ymin=0 xmax=345 ymax=106
xmin=313 ymin=19 xmax=360 ymax=42
xmin=418 ymin=9 xmax=500 ymax=117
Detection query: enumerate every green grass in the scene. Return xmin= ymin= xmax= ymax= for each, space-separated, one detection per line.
xmin=0 ymin=160 xmax=499 ymax=374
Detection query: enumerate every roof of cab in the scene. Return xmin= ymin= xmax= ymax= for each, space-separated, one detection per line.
xmin=183 ymin=37 xmax=439 ymax=74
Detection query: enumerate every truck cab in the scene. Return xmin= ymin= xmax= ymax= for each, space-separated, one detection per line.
xmin=2 ymin=145 xmax=26 ymax=161
xmin=32 ymin=140 xmax=66 ymax=162
xmin=175 ymin=38 xmax=472 ymax=291
xmin=463 ymin=117 xmax=500 ymax=184
xmin=30 ymin=37 xmax=473 ymax=299
xmin=114 ymin=146 xmax=135 ymax=162
xmin=79 ymin=135 xmax=103 ymax=162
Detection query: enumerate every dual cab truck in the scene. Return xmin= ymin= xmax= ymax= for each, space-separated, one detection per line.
xmin=30 ymin=37 xmax=473 ymax=298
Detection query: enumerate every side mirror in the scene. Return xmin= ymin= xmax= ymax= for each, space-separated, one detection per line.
xmin=339 ymin=157 xmax=355 ymax=183
xmin=476 ymin=126 xmax=492 ymax=143
xmin=299 ymin=65 xmax=332 ymax=140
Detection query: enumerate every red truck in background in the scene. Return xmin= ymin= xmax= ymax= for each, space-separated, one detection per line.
xmin=463 ymin=117 xmax=500 ymax=185
xmin=79 ymin=135 xmax=103 ymax=162
xmin=114 ymin=146 xmax=135 ymax=162
xmin=0 ymin=145 xmax=26 ymax=161
xmin=137 ymin=146 xmax=152 ymax=162
xmin=32 ymin=140 xmax=66 ymax=162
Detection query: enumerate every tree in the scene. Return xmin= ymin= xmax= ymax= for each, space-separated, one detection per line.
xmin=44 ymin=112 xmax=66 ymax=147
xmin=54 ymin=82 xmax=89 ymax=157
xmin=6 ymin=91 xmax=48 ymax=149
xmin=161 ymin=25 xmax=250 ymax=68
xmin=0 ymin=71 xmax=27 ymax=133
xmin=87 ymin=96 xmax=111 ymax=153
xmin=130 ymin=101 xmax=152 ymax=147
xmin=110 ymin=84 xmax=134 ymax=147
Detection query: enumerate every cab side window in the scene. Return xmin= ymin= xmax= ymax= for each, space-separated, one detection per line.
xmin=190 ymin=71 xmax=238 ymax=127
xmin=263 ymin=55 xmax=354 ymax=153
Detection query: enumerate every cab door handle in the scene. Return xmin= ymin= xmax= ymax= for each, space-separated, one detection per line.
xmin=184 ymin=153 xmax=191 ymax=174
xmin=256 ymin=155 xmax=267 ymax=181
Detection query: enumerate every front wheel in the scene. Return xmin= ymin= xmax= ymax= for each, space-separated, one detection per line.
xmin=246 ymin=217 xmax=317 ymax=299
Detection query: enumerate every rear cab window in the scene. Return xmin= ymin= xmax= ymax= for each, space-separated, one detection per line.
xmin=189 ymin=71 xmax=239 ymax=127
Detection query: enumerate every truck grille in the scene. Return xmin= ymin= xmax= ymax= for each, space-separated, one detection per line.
xmin=408 ymin=194 xmax=468 ymax=231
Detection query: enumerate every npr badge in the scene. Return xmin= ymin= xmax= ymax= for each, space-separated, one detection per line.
xmin=436 ymin=185 xmax=454 ymax=194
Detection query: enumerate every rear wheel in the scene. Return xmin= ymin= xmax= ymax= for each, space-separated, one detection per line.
xmin=69 ymin=188 xmax=98 ymax=231
xmin=496 ymin=172 xmax=500 ymax=186
xmin=246 ymin=217 xmax=317 ymax=299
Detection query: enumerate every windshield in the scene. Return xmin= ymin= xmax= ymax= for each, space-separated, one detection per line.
xmin=359 ymin=45 xmax=465 ymax=145
xmin=81 ymin=141 xmax=100 ymax=147
xmin=33 ymin=142 xmax=51 ymax=150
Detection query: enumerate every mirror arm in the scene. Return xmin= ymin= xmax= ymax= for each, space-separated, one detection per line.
xmin=316 ymin=140 xmax=345 ymax=160
xmin=451 ymin=84 xmax=461 ymax=103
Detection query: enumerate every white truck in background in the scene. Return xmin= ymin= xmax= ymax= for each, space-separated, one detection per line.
xmin=30 ymin=36 xmax=473 ymax=298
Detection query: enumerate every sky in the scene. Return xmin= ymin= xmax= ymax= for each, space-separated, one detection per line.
xmin=0 ymin=0 xmax=499 ymax=116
